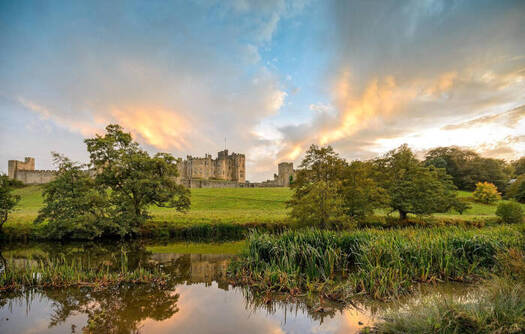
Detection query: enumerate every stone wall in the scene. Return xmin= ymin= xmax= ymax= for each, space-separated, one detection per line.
xmin=181 ymin=179 xmax=253 ymax=188
xmin=14 ymin=170 xmax=57 ymax=184
xmin=260 ymin=162 xmax=296 ymax=187
xmin=179 ymin=149 xmax=245 ymax=183
xmin=8 ymin=157 xmax=35 ymax=179
xmin=7 ymin=157 xmax=57 ymax=184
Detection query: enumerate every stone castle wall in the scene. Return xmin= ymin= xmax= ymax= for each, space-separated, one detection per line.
xmin=7 ymin=154 xmax=293 ymax=188
xmin=260 ymin=162 xmax=296 ymax=187
xmin=7 ymin=157 xmax=56 ymax=184
xmin=178 ymin=150 xmax=245 ymax=183
xmin=13 ymin=170 xmax=57 ymax=184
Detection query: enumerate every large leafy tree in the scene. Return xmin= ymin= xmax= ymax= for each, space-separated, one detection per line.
xmin=0 ymin=174 xmax=20 ymax=234
xmin=341 ymin=160 xmax=388 ymax=218
xmin=85 ymin=124 xmax=190 ymax=237
xmin=376 ymin=145 xmax=460 ymax=220
xmin=424 ymin=147 xmax=510 ymax=191
xmin=288 ymin=145 xmax=347 ymax=228
xmin=36 ymin=153 xmax=109 ymax=239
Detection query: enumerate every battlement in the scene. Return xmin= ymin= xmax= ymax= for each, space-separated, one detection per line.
xmin=7 ymin=157 xmax=57 ymax=184
xmin=179 ymin=149 xmax=245 ymax=183
xmin=260 ymin=162 xmax=296 ymax=187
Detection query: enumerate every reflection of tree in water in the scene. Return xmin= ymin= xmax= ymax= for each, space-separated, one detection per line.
xmin=41 ymin=283 xmax=179 ymax=334
xmin=0 ymin=249 xmax=5 ymax=274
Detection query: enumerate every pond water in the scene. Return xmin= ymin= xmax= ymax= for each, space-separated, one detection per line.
xmin=0 ymin=241 xmax=468 ymax=334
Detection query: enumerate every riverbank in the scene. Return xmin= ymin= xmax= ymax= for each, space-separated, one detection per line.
xmin=228 ymin=224 xmax=525 ymax=301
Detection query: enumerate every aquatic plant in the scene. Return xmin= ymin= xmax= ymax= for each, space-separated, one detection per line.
xmin=229 ymin=225 xmax=525 ymax=300
xmin=0 ymin=254 xmax=168 ymax=292
xmin=371 ymin=250 xmax=525 ymax=333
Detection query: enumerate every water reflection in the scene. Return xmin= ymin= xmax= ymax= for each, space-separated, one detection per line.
xmin=0 ymin=241 xmax=464 ymax=333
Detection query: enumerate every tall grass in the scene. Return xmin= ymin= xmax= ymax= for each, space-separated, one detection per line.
xmin=0 ymin=254 xmax=168 ymax=291
xmin=371 ymin=249 xmax=525 ymax=333
xmin=229 ymin=225 xmax=525 ymax=300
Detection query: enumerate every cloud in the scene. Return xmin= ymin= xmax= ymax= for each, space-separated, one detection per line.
xmin=442 ymin=105 xmax=525 ymax=130
xmin=273 ymin=0 xmax=525 ymax=164
xmin=1 ymin=0 xmax=524 ymax=180
xmin=1 ymin=0 xmax=304 ymax=180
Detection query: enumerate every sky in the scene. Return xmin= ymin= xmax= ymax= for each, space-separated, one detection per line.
xmin=1 ymin=0 xmax=524 ymax=181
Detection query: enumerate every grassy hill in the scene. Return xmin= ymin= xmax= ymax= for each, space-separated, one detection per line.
xmin=6 ymin=185 xmax=293 ymax=227
xmin=5 ymin=185 xmax=523 ymax=237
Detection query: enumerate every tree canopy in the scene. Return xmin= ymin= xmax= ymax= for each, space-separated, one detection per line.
xmin=0 ymin=174 xmax=20 ymax=233
xmin=36 ymin=124 xmax=191 ymax=239
xmin=424 ymin=147 xmax=509 ymax=192
xmin=376 ymin=145 xmax=460 ymax=219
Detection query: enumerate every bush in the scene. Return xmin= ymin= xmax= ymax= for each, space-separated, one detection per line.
xmin=496 ymin=201 xmax=523 ymax=224
xmin=473 ymin=181 xmax=501 ymax=204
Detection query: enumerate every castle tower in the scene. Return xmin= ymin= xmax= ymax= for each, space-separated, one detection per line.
xmin=277 ymin=162 xmax=294 ymax=186
xmin=8 ymin=157 xmax=35 ymax=179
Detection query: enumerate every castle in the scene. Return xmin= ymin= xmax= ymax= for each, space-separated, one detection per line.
xmin=177 ymin=150 xmax=246 ymax=188
xmin=8 ymin=157 xmax=57 ymax=184
xmin=179 ymin=150 xmax=245 ymax=182
xmin=261 ymin=162 xmax=296 ymax=187
xmin=7 ymin=152 xmax=295 ymax=188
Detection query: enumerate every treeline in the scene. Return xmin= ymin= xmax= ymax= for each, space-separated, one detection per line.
xmin=424 ymin=146 xmax=523 ymax=193
xmin=288 ymin=144 xmax=524 ymax=228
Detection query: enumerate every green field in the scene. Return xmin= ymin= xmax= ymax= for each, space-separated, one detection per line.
xmin=4 ymin=186 xmax=524 ymax=238
xmin=5 ymin=186 xmax=292 ymax=227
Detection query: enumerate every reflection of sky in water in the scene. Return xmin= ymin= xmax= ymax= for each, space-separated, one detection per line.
xmin=0 ymin=242 xmax=468 ymax=333
xmin=0 ymin=242 xmax=375 ymax=334
xmin=0 ymin=283 xmax=374 ymax=334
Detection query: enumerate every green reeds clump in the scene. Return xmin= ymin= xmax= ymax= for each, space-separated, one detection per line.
xmin=229 ymin=225 xmax=524 ymax=300
xmin=0 ymin=256 xmax=168 ymax=292
xmin=371 ymin=250 xmax=525 ymax=333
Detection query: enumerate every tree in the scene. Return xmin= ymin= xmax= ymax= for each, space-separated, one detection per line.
xmin=376 ymin=145 xmax=460 ymax=220
xmin=0 ymin=174 xmax=20 ymax=234
xmin=511 ymin=157 xmax=525 ymax=176
xmin=424 ymin=147 xmax=510 ymax=191
xmin=35 ymin=153 xmax=109 ymax=239
xmin=288 ymin=145 xmax=347 ymax=228
xmin=473 ymin=181 xmax=501 ymax=204
xmin=341 ymin=160 xmax=388 ymax=218
xmin=85 ymin=124 xmax=190 ymax=237
xmin=506 ymin=175 xmax=525 ymax=203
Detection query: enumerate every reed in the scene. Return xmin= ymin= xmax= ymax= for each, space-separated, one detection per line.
xmin=371 ymin=250 xmax=525 ymax=333
xmin=0 ymin=255 xmax=168 ymax=292
xmin=229 ymin=224 xmax=525 ymax=300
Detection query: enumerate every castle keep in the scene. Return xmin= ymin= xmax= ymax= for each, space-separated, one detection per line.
xmin=179 ymin=150 xmax=245 ymax=183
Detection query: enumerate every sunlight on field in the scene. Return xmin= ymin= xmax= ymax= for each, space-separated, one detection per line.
xmin=7 ymin=186 xmax=524 ymax=228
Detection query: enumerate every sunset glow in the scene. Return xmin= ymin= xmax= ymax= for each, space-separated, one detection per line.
xmin=1 ymin=0 xmax=523 ymax=181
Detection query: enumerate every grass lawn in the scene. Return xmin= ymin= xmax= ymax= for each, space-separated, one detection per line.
xmin=6 ymin=186 xmax=293 ymax=228
xmin=5 ymin=186 xmax=524 ymax=231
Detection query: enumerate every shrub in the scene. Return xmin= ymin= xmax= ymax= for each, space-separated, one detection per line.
xmin=496 ymin=201 xmax=523 ymax=224
xmin=473 ymin=181 xmax=501 ymax=204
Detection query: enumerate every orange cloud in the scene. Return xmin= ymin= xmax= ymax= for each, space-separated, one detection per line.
xmin=319 ymin=72 xmax=419 ymax=145
xmin=111 ymin=107 xmax=191 ymax=150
